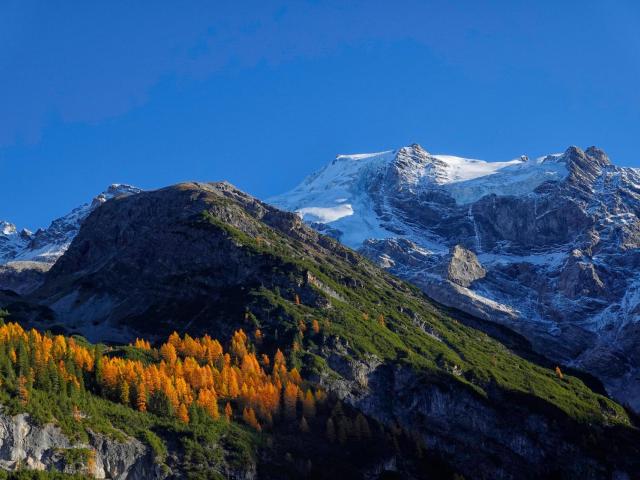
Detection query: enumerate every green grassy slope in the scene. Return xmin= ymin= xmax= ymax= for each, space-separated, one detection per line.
xmin=197 ymin=194 xmax=629 ymax=427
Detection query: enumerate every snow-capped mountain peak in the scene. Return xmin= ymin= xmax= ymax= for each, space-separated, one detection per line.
xmin=1 ymin=221 xmax=17 ymax=236
xmin=270 ymin=144 xmax=569 ymax=247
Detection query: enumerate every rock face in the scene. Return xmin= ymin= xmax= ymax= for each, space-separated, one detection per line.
xmin=0 ymin=412 xmax=160 ymax=479
xmin=445 ymin=245 xmax=486 ymax=287
xmin=321 ymin=355 xmax=629 ymax=480
xmin=0 ymin=261 xmax=51 ymax=295
xmin=271 ymin=144 xmax=640 ymax=411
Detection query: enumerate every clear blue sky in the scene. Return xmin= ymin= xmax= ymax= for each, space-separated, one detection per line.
xmin=1 ymin=1 xmax=639 ymax=229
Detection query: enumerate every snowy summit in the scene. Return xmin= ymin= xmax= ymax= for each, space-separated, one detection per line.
xmin=270 ymin=144 xmax=567 ymax=248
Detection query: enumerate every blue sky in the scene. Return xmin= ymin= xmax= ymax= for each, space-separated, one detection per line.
xmin=1 ymin=1 xmax=639 ymax=229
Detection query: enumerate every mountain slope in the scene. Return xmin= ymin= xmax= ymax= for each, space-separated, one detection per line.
xmin=5 ymin=181 xmax=639 ymax=478
xmin=271 ymin=144 xmax=640 ymax=412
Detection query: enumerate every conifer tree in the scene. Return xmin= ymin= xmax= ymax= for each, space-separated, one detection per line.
xmin=337 ymin=417 xmax=350 ymax=444
xmin=311 ymin=320 xmax=320 ymax=335
xmin=224 ymin=402 xmax=233 ymax=422
xmin=284 ymin=383 xmax=299 ymax=420
xmin=302 ymin=389 xmax=316 ymax=418
xmin=136 ymin=383 xmax=147 ymax=412
xmin=120 ymin=380 xmax=130 ymax=406
xmin=17 ymin=375 xmax=29 ymax=406
xmin=87 ymin=449 xmax=97 ymax=474
xmin=149 ymin=390 xmax=174 ymax=417
xmin=242 ymin=407 xmax=261 ymax=431
xmin=354 ymin=413 xmax=371 ymax=440
xmin=177 ymin=403 xmax=190 ymax=423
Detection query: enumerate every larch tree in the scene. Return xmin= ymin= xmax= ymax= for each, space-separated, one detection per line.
xmin=17 ymin=375 xmax=29 ymax=406
xmin=242 ymin=407 xmax=261 ymax=431
xmin=136 ymin=383 xmax=147 ymax=412
xmin=160 ymin=343 xmax=178 ymax=365
xmin=119 ymin=380 xmax=130 ymax=407
xmin=284 ymin=383 xmax=299 ymax=420
xmin=302 ymin=389 xmax=316 ymax=418
xmin=177 ymin=403 xmax=190 ymax=423
xmin=311 ymin=320 xmax=320 ymax=335
xmin=224 ymin=402 xmax=233 ymax=422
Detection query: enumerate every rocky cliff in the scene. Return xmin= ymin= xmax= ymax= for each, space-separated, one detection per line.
xmin=0 ymin=411 xmax=160 ymax=479
xmin=321 ymin=354 xmax=635 ymax=480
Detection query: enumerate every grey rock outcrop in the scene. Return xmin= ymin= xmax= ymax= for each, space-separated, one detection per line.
xmin=0 ymin=261 xmax=50 ymax=295
xmin=445 ymin=244 xmax=486 ymax=287
xmin=0 ymin=412 xmax=161 ymax=479
xmin=558 ymin=250 xmax=606 ymax=299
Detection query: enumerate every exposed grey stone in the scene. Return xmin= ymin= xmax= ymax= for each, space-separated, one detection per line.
xmin=445 ymin=244 xmax=486 ymax=287
xmin=0 ymin=261 xmax=49 ymax=295
xmin=0 ymin=411 xmax=162 ymax=479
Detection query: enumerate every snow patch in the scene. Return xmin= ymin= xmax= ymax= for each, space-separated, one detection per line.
xmin=437 ymin=154 xmax=568 ymax=204
xmin=297 ymin=204 xmax=354 ymax=223
xmin=432 ymin=155 xmax=523 ymax=184
xmin=1 ymin=222 xmax=17 ymax=236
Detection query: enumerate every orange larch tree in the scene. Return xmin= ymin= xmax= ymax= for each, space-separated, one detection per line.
xmin=302 ymin=389 xmax=316 ymax=418
xmin=284 ymin=382 xmax=299 ymax=420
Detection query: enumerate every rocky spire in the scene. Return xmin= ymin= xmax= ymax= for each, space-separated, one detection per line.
xmin=562 ymin=145 xmax=612 ymax=192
